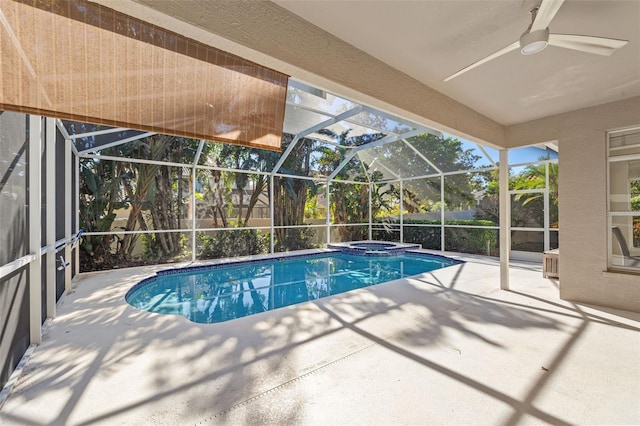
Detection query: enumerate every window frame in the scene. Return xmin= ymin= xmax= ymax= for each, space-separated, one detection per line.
xmin=607 ymin=126 xmax=640 ymax=272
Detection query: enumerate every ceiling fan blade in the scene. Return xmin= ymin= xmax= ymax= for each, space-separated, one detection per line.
xmin=444 ymin=41 xmax=519 ymax=82
xmin=548 ymin=34 xmax=629 ymax=56
xmin=531 ymin=0 xmax=565 ymax=32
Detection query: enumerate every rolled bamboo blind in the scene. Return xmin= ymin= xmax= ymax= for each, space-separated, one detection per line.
xmin=0 ymin=0 xmax=287 ymax=150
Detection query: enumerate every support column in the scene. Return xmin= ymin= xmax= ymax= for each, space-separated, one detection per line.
xmin=74 ymin=152 xmax=80 ymax=276
xmin=440 ymin=174 xmax=445 ymax=251
xmin=28 ymin=116 xmax=42 ymax=344
xmin=45 ymin=118 xmax=56 ymax=318
xmin=64 ymin=137 xmax=72 ymax=293
xmin=544 ymin=162 xmax=550 ymax=252
xmin=191 ymin=141 xmax=205 ymax=262
xmin=368 ymin=183 xmax=372 ymax=240
xmin=191 ymin=170 xmax=197 ymax=262
xmin=399 ymin=180 xmax=404 ymax=243
xmin=326 ymin=181 xmax=331 ymax=244
xmin=499 ymin=149 xmax=510 ymax=290
xmin=270 ymin=175 xmax=275 ymax=253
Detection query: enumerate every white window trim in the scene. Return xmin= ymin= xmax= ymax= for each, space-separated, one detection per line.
xmin=607 ymin=126 xmax=640 ymax=272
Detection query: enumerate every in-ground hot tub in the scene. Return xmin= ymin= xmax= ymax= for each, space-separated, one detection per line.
xmin=327 ymin=240 xmax=421 ymax=256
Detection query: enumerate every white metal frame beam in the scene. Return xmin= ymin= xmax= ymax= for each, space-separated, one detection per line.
xmin=327 ymin=128 xmax=426 ymax=181
xmin=399 ymin=179 xmax=404 ymax=242
xmin=74 ymin=151 xmax=80 ymax=276
xmin=366 ymin=157 xmax=401 ymax=180
xmin=191 ymin=140 xmax=205 ymax=261
xmin=326 ymin=181 xmax=332 ymax=244
xmin=270 ymin=105 xmax=364 ymax=249
xmin=77 ymin=132 xmax=156 ymax=155
xmin=499 ymin=149 xmax=510 ymax=290
xmin=402 ymin=139 xmax=443 ymax=174
xmin=64 ymin=133 xmax=72 ymax=294
xmin=270 ymin=105 xmax=364 ymax=177
xmin=359 ymin=105 xmax=440 ymax=137
xmin=45 ymin=118 xmax=56 ymax=318
xmin=440 ymin=175 xmax=445 ymax=251
xmin=476 ymin=144 xmax=497 ymax=167
xmin=67 ymin=126 xmax=131 ymax=140
xmin=28 ymin=116 xmax=42 ymax=344
xmin=270 ymin=174 xmax=275 ymax=252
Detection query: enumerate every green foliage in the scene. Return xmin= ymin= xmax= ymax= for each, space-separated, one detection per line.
xmin=373 ymin=219 xmax=497 ymax=255
xmin=406 ymin=134 xmax=480 ymax=210
xmin=79 ymin=158 xmax=127 ymax=270
xmin=331 ymin=181 xmax=390 ymax=225
xmin=78 ymin=116 xmax=559 ymax=270
xmin=78 ymin=136 xmax=198 ymax=270
xmin=199 ymin=229 xmax=268 ymax=259
xmin=274 ymin=227 xmax=318 ymax=252
xmin=198 ymin=143 xmax=278 ymax=226
xmin=473 ymin=169 xmax=500 ymax=225
xmin=411 ymin=134 xmax=481 ymax=171
xmin=443 ymin=223 xmax=497 ymax=255
xmin=475 ymin=158 xmax=558 ymax=228
xmin=142 ymin=233 xmax=190 ymax=261
xmin=315 ymin=129 xmax=392 ymax=240
xmin=304 ymin=187 xmax=324 ymax=219
xmin=632 ymin=180 xmax=640 ymax=211
xmin=511 ymin=160 xmax=558 ymax=204
xmin=272 ymin=135 xmax=321 ymax=250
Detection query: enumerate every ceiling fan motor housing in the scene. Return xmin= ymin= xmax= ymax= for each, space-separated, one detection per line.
xmin=520 ymin=28 xmax=550 ymax=55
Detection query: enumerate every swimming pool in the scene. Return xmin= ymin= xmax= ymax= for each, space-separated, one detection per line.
xmin=126 ymin=251 xmax=460 ymax=324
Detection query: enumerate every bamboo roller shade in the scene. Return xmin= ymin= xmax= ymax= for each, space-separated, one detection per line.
xmin=0 ymin=0 xmax=287 ymax=151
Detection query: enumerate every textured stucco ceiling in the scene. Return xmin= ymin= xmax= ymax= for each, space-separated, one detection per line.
xmin=274 ymin=0 xmax=640 ymax=125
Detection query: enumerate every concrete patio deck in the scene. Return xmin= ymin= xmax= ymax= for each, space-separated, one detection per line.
xmin=1 ymin=251 xmax=638 ymax=425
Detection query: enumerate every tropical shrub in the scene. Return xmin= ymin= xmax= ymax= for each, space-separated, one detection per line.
xmin=199 ymin=228 xmax=268 ymax=259
xmin=274 ymin=227 xmax=318 ymax=252
xmin=373 ymin=219 xmax=497 ymax=255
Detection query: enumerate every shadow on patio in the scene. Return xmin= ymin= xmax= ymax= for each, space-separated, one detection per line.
xmin=1 ymin=258 xmax=638 ymax=425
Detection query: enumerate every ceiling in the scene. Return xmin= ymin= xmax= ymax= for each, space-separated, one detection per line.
xmin=274 ymin=0 xmax=640 ymax=126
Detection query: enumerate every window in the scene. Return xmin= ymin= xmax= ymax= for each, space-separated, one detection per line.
xmin=608 ymin=127 xmax=640 ymax=271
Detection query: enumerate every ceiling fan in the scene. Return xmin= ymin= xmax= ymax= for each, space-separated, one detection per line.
xmin=444 ymin=0 xmax=629 ymax=82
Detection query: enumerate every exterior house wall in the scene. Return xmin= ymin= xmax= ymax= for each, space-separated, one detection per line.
xmin=508 ymin=96 xmax=640 ymax=312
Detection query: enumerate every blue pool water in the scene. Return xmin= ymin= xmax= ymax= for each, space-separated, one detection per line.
xmin=126 ymin=252 xmax=459 ymax=324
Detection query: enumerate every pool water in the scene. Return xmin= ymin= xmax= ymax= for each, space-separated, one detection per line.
xmin=126 ymin=253 xmax=459 ymax=324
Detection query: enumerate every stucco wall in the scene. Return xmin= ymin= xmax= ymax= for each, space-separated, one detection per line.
xmin=508 ymin=96 xmax=640 ymax=312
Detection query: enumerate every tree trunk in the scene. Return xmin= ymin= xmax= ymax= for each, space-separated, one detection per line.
xmin=238 ymin=187 xmax=244 ymax=225
xmin=244 ymin=176 xmax=266 ymax=225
